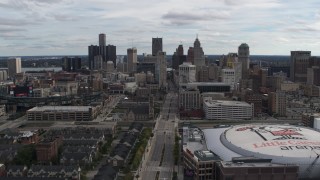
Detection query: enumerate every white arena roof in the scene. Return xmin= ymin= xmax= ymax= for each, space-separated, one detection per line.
xmin=203 ymin=124 xmax=320 ymax=179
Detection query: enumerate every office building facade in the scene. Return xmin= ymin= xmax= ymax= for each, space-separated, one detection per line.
xmin=193 ymin=38 xmax=205 ymax=67
xmin=62 ymin=57 xmax=81 ymax=72
xmin=179 ymin=88 xmax=201 ymax=110
xmin=156 ymin=51 xmax=167 ymax=89
xmin=7 ymin=57 xmax=21 ymax=77
xmin=127 ymin=48 xmax=137 ymax=73
xmin=152 ymin=38 xmax=162 ymax=56
xmin=179 ymin=62 xmax=196 ymax=84
xmin=172 ymin=44 xmax=187 ymax=70
xmin=290 ymin=51 xmax=311 ymax=82
xmin=268 ymin=91 xmax=286 ymax=117
xmin=307 ymin=66 xmax=320 ymax=86
xmin=221 ymin=69 xmax=236 ymax=90
xmin=238 ymin=43 xmax=250 ymax=79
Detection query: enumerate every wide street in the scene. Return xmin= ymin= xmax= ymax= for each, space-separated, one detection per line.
xmin=140 ymin=91 xmax=178 ymax=180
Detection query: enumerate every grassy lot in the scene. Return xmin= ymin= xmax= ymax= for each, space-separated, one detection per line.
xmin=20 ymin=122 xmax=54 ymax=128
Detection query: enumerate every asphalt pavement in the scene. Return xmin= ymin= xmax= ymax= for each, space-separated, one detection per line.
xmin=140 ymin=92 xmax=178 ymax=180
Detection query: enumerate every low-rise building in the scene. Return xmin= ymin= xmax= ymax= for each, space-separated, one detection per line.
xmin=182 ymin=126 xmax=221 ymax=180
xmin=36 ymin=136 xmax=63 ymax=163
xmin=27 ymin=106 xmax=96 ymax=121
xmin=215 ymin=158 xmax=298 ymax=180
xmin=203 ymin=98 xmax=253 ymax=120
xmin=179 ymin=88 xmax=201 ymax=110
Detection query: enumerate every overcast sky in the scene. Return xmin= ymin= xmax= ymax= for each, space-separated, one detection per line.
xmin=0 ymin=0 xmax=319 ymax=56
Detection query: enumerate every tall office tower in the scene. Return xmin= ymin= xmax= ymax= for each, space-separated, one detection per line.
xmin=309 ymin=56 xmax=320 ymax=67
xmin=99 ymin=33 xmax=106 ymax=46
xmin=7 ymin=57 xmax=21 ymax=77
xmin=127 ymin=47 xmax=137 ymax=73
xmin=152 ymin=38 xmax=162 ymax=56
xmin=172 ymin=44 xmax=187 ymax=70
xmin=177 ymin=44 xmax=184 ymax=56
xmin=187 ymin=47 xmax=194 ymax=64
xmin=268 ymin=91 xmax=286 ymax=117
xmin=156 ymin=51 xmax=167 ymax=89
xmin=238 ymin=43 xmax=250 ymax=79
xmin=88 ymin=45 xmax=100 ymax=70
xmin=107 ymin=45 xmax=117 ymax=68
xmin=179 ymin=62 xmax=196 ymax=83
xmin=307 ymin=66 xmax=320 ymax=86
xmin=88 ymin=34 xmax=117 ymax=70
xmin=193 ymin=37 xmax=205 ymax=67
xmin=62 ymin=57 xmax=81 ymax=72
xmin=172 ymin=52 xmax=179 ymax=70
xmin=290 ymin=51 xmax=311 ymax=82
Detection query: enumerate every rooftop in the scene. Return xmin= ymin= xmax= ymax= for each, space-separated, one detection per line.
xmin=180 ymin=82 xmax=230 ymax=86
xmin=194 ymin=150 xmax=220 ymax=161
xmin=220 ymin=160 xmax=293 ymax=168
xmin=28 ymin=106 xmax=91 ymax=112
xmin=204 ymin=100 xmax=252 ymax=107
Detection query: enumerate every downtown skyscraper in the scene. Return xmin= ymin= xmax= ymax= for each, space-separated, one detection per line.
xmin=88 ymin=33 xmax=117 ymax=70
xmin=152 ymin=38 xmax=162 ymax=56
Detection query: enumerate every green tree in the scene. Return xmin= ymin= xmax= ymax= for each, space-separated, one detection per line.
xmin=12 ymin=144 xmax=37 ymax=167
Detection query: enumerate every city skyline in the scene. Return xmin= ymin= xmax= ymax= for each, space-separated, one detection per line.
xmin=0 ymin=0 xmax=319 ymax=56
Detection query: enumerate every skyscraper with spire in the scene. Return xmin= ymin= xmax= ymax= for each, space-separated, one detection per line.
xmin=172 ymin=44 xmax=186 ymax=70
xmin=193 ymin=36 xmax=205 ymax=67
xmin=192 ymin=36 xmax=207 ymax=81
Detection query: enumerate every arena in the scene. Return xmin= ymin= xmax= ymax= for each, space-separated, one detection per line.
xmin=203 ymin=124 xmax=320 ymax=179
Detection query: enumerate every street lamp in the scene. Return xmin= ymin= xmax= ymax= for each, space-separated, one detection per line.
xmin=78 ymin=167 xmax=81 ymax=180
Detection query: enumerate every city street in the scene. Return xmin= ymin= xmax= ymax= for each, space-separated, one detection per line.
xmin=140 ymin=92 xmax=178 ymax=180
xmin=0 ymin=115 xmax=27 ymax=132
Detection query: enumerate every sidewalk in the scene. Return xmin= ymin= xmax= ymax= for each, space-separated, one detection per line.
xmin=136 ymin=115 xmax=160 ymax=179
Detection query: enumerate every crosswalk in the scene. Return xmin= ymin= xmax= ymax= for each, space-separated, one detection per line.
xmin=143 ymin=164 xmax=172 ymax=172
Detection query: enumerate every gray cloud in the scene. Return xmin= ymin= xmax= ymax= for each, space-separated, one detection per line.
xmin=0 ymin=17 xmax=38 ymax=26
xmin=28 ymin=0 xmax=64 ymax=4
xmin=285 ymin=27 xmax=318 ymax=32
xmin=0 ymin=27 xmax=26 ymax=33
xmin=162 ymin=11 xmax=229 ymax=26
xmin=224 ymin=0 xmax=280 ymax=7
xmin=53 ymin=14 xmax=80 ymax=21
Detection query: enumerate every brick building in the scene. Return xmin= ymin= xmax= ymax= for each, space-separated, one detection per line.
xmin=36 ymin=136 xmax=63 ymax=163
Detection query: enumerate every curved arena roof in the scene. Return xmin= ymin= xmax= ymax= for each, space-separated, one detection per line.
xmin=203 ymin=124 xmax=320 ymax=179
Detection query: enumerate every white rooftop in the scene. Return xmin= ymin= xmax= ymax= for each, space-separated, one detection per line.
xmin=203 ymin=124 xmax=320 ymax=178
xmin=223 ymin=124 xmax=320 ymax=158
